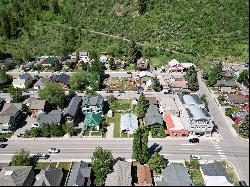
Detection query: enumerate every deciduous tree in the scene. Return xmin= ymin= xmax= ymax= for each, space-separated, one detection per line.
xmin=148 ymin=152 xmax=166 ymax=174
xmin=11 ymin=149 xmax=31 ymax=166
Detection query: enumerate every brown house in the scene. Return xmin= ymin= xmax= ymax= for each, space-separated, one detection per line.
xmin=137 ymin=57 xmax=149 ymax=71
xmin=134 ymin=164 xmax=152 ymax=186
xmin=227 ymin=94 xmax=247 ymax=106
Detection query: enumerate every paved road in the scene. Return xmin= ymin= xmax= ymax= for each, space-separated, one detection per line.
xmin=0 ymin=139 xmax=248 ymax=163
xmin=197 ymin=71 xmax=249 ymax=184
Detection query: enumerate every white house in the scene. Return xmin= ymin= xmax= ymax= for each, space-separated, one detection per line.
xmin=120 ymin=113 xmax=138 ymax=134
xmin=79 ymin=52 xmax=90 ymax=63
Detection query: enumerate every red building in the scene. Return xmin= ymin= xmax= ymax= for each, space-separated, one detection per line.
xmin=164 ymin=114 xmax=189 ymax=136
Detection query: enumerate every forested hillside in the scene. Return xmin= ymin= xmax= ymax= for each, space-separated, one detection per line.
xmin=0 ymin=0 xmax=248 ymax=67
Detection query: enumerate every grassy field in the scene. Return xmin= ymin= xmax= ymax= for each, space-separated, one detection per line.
xmin=106 ymin=113 xmax=121 ymax=138
xmin=221 ymin=161 xmax=240 ymax=186
xmin=109 ymin=99 xmax=132 ymax=112
xmin=57 ymin=162 xmax=71 ymax=170
xmin=0 ymin=133 xmax=12 ymax=138
xmin=35 ymin=162 xmax=57 ymax=170
xmin=185 ymin=159 xmax=205 ymax=186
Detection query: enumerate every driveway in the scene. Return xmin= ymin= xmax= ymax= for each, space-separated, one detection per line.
xmin=13 ymin=116 xmax=35 ymax=137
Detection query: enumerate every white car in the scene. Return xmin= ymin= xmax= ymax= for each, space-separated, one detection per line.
xmin=48 ymin=148 xmax=60 ymax=154
xmin=32 ymin=123 xmax=39 ymax=128
xmin=190 ymin=155 xmax=201 ymax=160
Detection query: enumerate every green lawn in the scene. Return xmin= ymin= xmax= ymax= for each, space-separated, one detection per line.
xmin=106 ymin=113 xmax=121 ymax=138
xmin=109 ymin=100 xmax=131 ymax=112
xmin=125 ymin=64 xmax=136 ymax=71
xmin=57 ymin=162 xmax=71 ymax=170
xmin=35 ymin=162 xmax=57 ymax=170
xmin=90 ymin=131 xmax=102 ymax=136
xmin=82 ymin=129 xmax=90 ymax=136
xmin=221 ymin=161 xmax=239 ymax=186
xmin=185 ymin=160 xmax=205 ymax=186
xmin=0 ymin=133 xmax=12 ymax=138
xmin=149 ymin=55 xmax=170 ymax=67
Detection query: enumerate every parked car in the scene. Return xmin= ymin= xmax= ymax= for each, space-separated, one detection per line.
xmin=48 ymin=148 xmax=60 ymax=154
xmin=0 ymin=143 xmax=7 ymax=148
xmin=0 ymin=138 xmax=8 ymax=142
xmin=239 ymin=181 xmax=248 ymax=186
xmin=30 ymin=153 xmax=50 ymax=160
xmin=190 ymin=155 xmax=201 ymax=160
xmin=189 ymin=138 xmax=199 ymax=143
xmin=119 ymin=90 xmax=125 ymax=93
xmin=127 ymin=71 xmax=132 ymax=74
xmin=106 ymin=90 xmax=113 ymax=93
xmin=32 ymin=123 xmax=39 ymax=128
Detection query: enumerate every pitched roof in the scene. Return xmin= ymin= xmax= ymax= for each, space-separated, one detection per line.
xmin=34 ymin=77 xmax=50 ymax=87
xmin=171 ymin=80 xmax=188 ymax=89
xmin=24 ymin=97 xmax=46 ymax=110
xmin=105 ymin=161 xmax=132 ymax=186
xmin=64 ymin=96 xmax=81 ymax=117
xmin=168 ymin=59 xmax=180 ymax=67
xmin=227 ymin=94 xmax=246 ymax=105
xmin=0 ymin=166 xmax=34 ymax=186
xmin=214 ymin=80 xmax=237 ymax=87
xmin=136 ymin=165 xmax=152 ymax=186
xmin=20 ymin=73 xmax=32 ymax=80
xmin=185 ymin=105 xmax=210 ymax=120
xmin=145 ymin=97 xmax=158 ymax=105
xmin=83 ymin=113 xmax=101 ymax=127
xmin=51 ymin=73 xmax=70 ymax=85
xmin=234 ymin=117 xmax=243 ymax=125
xmin=159 ymin=163 xmax=194 ymax=186
xmin=120 ymin=113 xmax=138 ymax=131
xmin=34 ymin=167 xmax=63 ymax=186
xmin=145 ymin=104 xmax=163 ymax=126
xmin=182 ymin=93 xmax=204 ymax=106
xmin=12 ymin=79 xmax=26 ymax=85
xmin=67 ymin=161 xmax=91 ymax=186
xmin=37 ymin=110 xmax=62 ymax=125
xmin=0 ymin=103 xmax=22 ymax=124
xmin=82 ymin=94 xmax=104 ymax=107
xmin=200 ymin=161 xmax=231 ymax=182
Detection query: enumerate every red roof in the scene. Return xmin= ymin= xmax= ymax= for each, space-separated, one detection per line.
xmin=41 ymin=59 xmax=49 ymax=64
xmin=164 ymin=114 xmax=175 ymax=129
xmin=234 ymin=117 xmax=243 ymax=125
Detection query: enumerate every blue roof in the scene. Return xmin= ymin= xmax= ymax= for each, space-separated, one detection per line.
xmin=20 ymin=73 xmax=32 ymax=80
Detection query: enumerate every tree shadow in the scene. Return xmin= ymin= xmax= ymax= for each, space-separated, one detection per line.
xmin=148 ymin=143 xmax=162 ymax=157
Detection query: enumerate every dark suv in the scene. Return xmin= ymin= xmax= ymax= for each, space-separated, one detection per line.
xmin=189 ymin=138 xmax=199 ymax=143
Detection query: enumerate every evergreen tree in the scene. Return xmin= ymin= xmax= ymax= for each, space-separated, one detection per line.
xmin=132 ymin=127 xmax=149 ymax=164
xmin=135 ymin=92 xmax=149 ymax=118
xmin=40 ymin=124 xmax=51 ymax=138
xmin=184 ymin=66 xmax=199 ymax=91
xmin=9 ymin=88 xmax=23 ymax=103
xmin=138 ymin=0 xmax=147 ymax=15
xmin=109 ymin=57 xmax=116 ymax=70
xmin=152 ymin=77 xmax=162 ymax=92
xmin=148 ymin=152 xmax=166 ymax=174
xmin=0 ymin=69 xmax=10 ymax=87
xmin=237 ymin=69 xmax=249 ymax=83
xmin=239 ymin=116 xmax=249 ymax=138
xmin=49 ymin=0 xmax=60 ymax=14
xmin=128 ymin=40 xmax=140 ymax=64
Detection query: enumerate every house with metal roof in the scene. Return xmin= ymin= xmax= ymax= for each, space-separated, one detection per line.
xmin=83 ymin=112 xmax=101 ymax=130
xmin=66 ymin=161 xmax=91 ymax=186
xmin=145 ymin=104 xmax=163 ymax=130
xmin=0 ymin=166 xmax=35 ymax=186
xmin=34 ymin=167 xmax=63 ymax=186
xmin=37 ymin=110 xmax=62 ymax=126
xmin=34 ymin=77 xmax=50 ymax=90
xmin=178 ymin=92 xmax=205 ymax=108
xmin=0 ymin=103 xmax=23 ymax=132
xmin=82 ymin=94 xmax=104 ymax=115
xmin=105 ymin=161 xmax=132 ymax=186
xmin=200 ymin=161 xmax=233 ymax=186
xmin=155 ymin=163 xmax=193 ymax=186
xmin=120 ymin=113 xmax=138 ymax=134
xmin=64 ymin=96 xmax=82 ymax=124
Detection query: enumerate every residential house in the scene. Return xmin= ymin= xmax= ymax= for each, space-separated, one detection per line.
xmin=100 ymin=53 xmax=108 ymax=64
xmin=105 ymin=161 xmax=132 ymax=186
xmin=231 ymin=111 xmax=248 ymax=120
xmin=221 ymin=87 xmax=234 ymax=94
xmin=0 ymin=58 xmax=14 ymax=69
xmin=61 ymin=59 xmax=77 ymax=69
xmin=34 ymin=167 xmax=63 ymax=186
xmin=177 ymin=93 xmax=213 ymax=135
xmin=134 ymin=164 xmax=152 ymax=186
xmin=0 ymin=166 xmax=35 ymax=186
xmin=226 ymin=94 xmax=247 ymax=106
xmin=234 ymin=117 xmax=243 ymax=126
xmin=120 ymin=113 xmax=138 ymax=134
xmin=138 ymin=71 xmax=155 ymax=78
xmin=68 ymin=52 xmax=78 ymax=61
xmin=145 ymin=104 xmax=163 ymax=130
xmin=114 ymin=58 xmax=126 ymax=69
xmin=159 ymin=97 xmax=180 ymax=116
xmin=167 ymin=59 xmax=184 ymax=73
xmin=37 ymin=110 xmax=62 ymax=126
xmin=82 ymin=95 xmax=104 ymax=114
xmin=214 ymin=80 xmax=238 ymax=88
xmin=64 ymin=96 xmax=82 ymax=124
xmin=66 ymin=161 xmax=91 ymax=186
xmin=181 ymin=63 xmax=194 ymax=71
xmin=171 ymin=80 xmax=188 ymax=90
xmin=155 ymin=164 xmax=194 ymax=186
xmin=164 ymin=115 xmax=189 ymax=136
xmin=34 ymin=77 xmax=50 ymax=90
xmin=51 ymin=73 xmax=70 ymax=87
xmin=79 ymin=52 xmax=90 ymax=63
xmin=24 ymin=97 xmax=47 ymax=118
xmin=12 ymin=73 xmax=33 ymax=89
xmin=22 ymin=61 xmax=36 ymax=71
xmin=222 ymin=69 xmax=235 ymax=79
xmin=0 ymin=103 xmax=23 ymax=132
xmin=40 ymin=57 xmax=55 ymax=67
xmin=83 ymin=112 xmax=101 ymax=130
xmin=137 ymin=57 xmax=149 ymax=71
xmin=200 ymin=161 xmax=233 ymax=186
